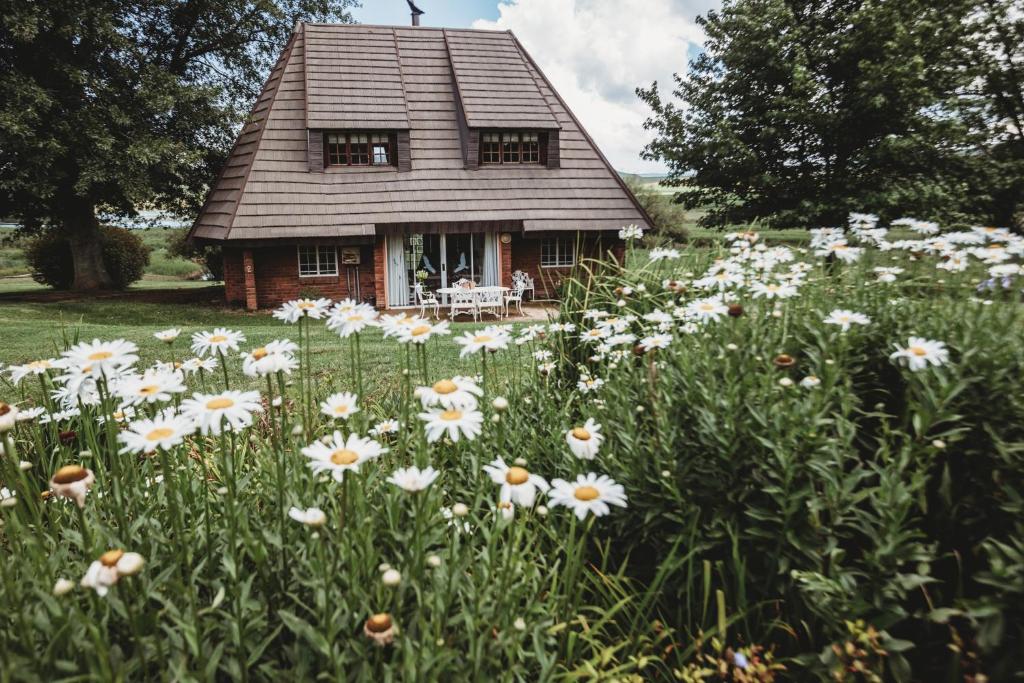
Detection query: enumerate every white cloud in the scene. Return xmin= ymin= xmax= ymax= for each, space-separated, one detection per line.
xmin=473 ymin=0 xmax=714 ymax=174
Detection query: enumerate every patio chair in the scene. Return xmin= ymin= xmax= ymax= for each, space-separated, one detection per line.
xmin=449 ymin=287 xmax=478 ymax=321
xmin=504 ymin=281 xmax=526 ymax=317
xmin=476 ymin=287 xmax=504 ymax=320
xmin=454 ymin=277 xmax=475 ymax=289
xmin=413 ymin=282 xmax=439 ymax=318
xmin=512 ymin=270 xmax=535 ymax=300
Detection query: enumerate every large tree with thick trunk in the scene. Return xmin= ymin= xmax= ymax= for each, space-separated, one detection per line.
xmin=0 ymin=0 xmax=357 ymax=289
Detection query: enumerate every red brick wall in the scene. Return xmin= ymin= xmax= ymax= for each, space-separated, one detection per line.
xmin=500 ymin=234 xmax=513 ymax=288
xmin=510 ymin=231 xmax=616 ymax=299
xmin=223 ymin=249 xmax=246 ymax=305
xmin=373 ymin=237 xmax=387 ymax=309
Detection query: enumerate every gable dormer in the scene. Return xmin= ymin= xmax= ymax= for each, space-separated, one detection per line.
xmin=443 ymin=29 xmax=561 ymax=170
xmin=303 ymin=24 xmax=412 ymax=173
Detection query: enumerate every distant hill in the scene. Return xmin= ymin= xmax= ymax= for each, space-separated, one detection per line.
xmin=619 ymin=172 xmax=669 ymax=186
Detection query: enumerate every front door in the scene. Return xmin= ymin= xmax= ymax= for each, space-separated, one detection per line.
xmin=388 ymin=231 xmax=500 ymax=307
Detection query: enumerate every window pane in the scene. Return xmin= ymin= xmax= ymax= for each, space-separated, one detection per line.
xmin=372 ymin=142 xmax=389 ymax=165
xmin=482 ymin=133 xmax=500 ymax=164
xmin=502 ymin=133 xmax=520 ymax=163
xmin=522 ymin=133 xmax=539 ymax=163
xmin=326 ymin=133 xmax=347 ymax=166
xmin=299 ymin=246 xmax=317 ymax=275
xmin=351 ymin=134 xmax=369 ymax=165
xmin=317 ymin=246 xmax=338 ymax=275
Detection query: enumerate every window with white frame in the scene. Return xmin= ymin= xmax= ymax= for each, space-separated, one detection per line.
xmin=540 ymin=237 xmax=576 ymax=267
xmin=298 ymin=245 xmax=338 ymax=276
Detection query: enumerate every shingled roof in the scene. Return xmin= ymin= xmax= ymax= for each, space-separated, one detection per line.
xmin=190 ymin=23 xmax=652 ymax=242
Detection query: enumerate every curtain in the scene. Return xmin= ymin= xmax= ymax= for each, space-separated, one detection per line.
xmin=387 ymin=237 xmax=409 ymax=307
xmin=482 ymin=232 xmax=500 ymax=287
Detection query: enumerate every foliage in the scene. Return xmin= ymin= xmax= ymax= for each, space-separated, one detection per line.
xmin=638 ymin=0 xmax=1023 ymax=228
xmin=25 ymin=226 xmax=150 ymax=290
xmin=625 ymin=177 xmax=691 ymax=243
xmin=166 ymin=228 xmax=223 ymax=280
xmin=0 ymin=0 xmax=357 ymax=287
xmin=2 ymin=220 xmax=1024 ymax=679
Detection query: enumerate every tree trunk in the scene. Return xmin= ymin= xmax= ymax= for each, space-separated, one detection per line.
xmin=65 ymin=199 xmax=114 ymax=290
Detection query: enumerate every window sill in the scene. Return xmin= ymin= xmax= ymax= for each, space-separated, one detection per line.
xmin=540 ymin=264 xmax=575 ymax=269
xmin=299 ymin=273 xmax=340 ymax=279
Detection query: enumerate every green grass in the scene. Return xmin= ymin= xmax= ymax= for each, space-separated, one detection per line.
xmin=0 ymin=299 xmax=527 ymax=401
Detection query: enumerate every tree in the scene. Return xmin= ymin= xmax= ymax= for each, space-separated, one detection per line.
xmin=0 ymin=0 xmax=357 ymax=289
xmin=638 ymin=0 xmax=981 ymax=227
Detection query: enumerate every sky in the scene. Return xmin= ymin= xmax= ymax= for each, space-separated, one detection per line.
xmin=354 ymin=0 xmax=719 ymax=174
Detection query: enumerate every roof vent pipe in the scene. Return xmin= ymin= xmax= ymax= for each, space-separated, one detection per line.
xmin=407 ymin=0 xmax=424 ymax=26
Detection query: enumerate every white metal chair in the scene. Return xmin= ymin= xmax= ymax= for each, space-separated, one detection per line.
xmin=449 ymin=287 xmax=478 ymax=321
xmin=476 ymin=288 xmax=504 ymax=320
xmin=504 ymin=281 xmax=525 ymax=316
xmin=454 ymin=278 xmax=474 ymax=289
xmin=414 ymin=282 xmax=439 ymax=318
xmin=512 ymin=270 xmax=534 ymax=300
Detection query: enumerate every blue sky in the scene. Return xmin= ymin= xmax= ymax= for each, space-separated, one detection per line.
xmin=352 ymin=1 xmax=718 ymax=173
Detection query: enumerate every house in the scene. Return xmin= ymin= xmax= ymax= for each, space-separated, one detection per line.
xmin=188 ymin=20 xmax=653 ymax=310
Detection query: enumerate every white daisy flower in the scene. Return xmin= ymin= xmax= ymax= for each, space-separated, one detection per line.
xmin=566 ymin=419 xmax=604 ymax=460
xmin=815 ymin=241 xmax=863 ymax=263
xmin=62 ymin=339 xmax=138 ymax=378
xmin=181 ymin=357 xmax=218 ymax=375
xmin=48 ymin=465 xmax=95 ymax=507
xmin=118 ymin=413 xmax=196 ymax=454
xmin=822 ymin=309 xmax=871 ymax=332
xmin=0 ymin=487 xmax=16 ymax=508
xmin=686 ymin=296 xmax=729 ymax=322
xmin=639 ymin=334 xmax=672 ymax=352
xmin=649 ymin=247 xmax=680 ymax=261
xmin=80 ymin=550 xmax=144 ymax=597
xmin=242 ymin=340 xmax=299 ymax=377
xmin=326 ymin=302 xmax=379 ymax=338
xmin=415 ymin=377 xmax=482 ymax=410
xmin=288 ymin=507 xmax=327 ymax=527
xmin=8 ymin=358 xmax=62 ymax=385
xmin=320 ymin=391 xmax=360 ymax=420
xmin=618 ymin=224 xmax=644 ymax=240
xmin=114 ymin=369 xmax=187 ymax=406
xmin=15 ymin=406 xmax=46 ymax=422
xmin=548 ymin=473 xmax=628 ymax=520
xmin=273 ymin=298 xmax=332 ymax=324
xmin=454 ymin=326 xmax=512 ymax=358
xmin=370 ymin=419 xmax=400 ymax=437
xmin=191 ymin=328 xmax=245 ymax=357
xmin=750 ymin=281 xmax=798 ymax=299
xmin=302 ymin=430 xmax=387 ymax=480
xmin=579 ymin=327 xmax=610 ymax=344
xmin=800 ymin=375 xmax=821 ymax=388
xmin=418 ymin=407 xmax=484 ymax=443
xmin=890 ymin=337 xmax=950 ymax=372
xmin=387 ymin=465 xmax=440 ymax=492
xmin=482 ymin=457 xmax=549 ymax=507
xmin=576 ymin=376 xmax=604 ymax=393
xmin=180 ymin=390 xmax=262 ymax=435
xmin=396 ymin=318 xmax=451 ymax=344
xmin=153 ymin=328 xmax=181 ymax=343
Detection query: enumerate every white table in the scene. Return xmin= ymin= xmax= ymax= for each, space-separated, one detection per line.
xmin=436 ymin=286 xmax=510 ymax=319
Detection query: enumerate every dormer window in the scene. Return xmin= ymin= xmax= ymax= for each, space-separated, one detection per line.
xmin=325 ymin=132 xmax=395 ymax=167
xmin=481 ymin=131 xmax=546 ymax=165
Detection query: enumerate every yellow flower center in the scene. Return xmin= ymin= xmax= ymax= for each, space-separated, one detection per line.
xmin=208 ymin=335 xmax=228 ymax=343
xmin=251 ymin=347 xmax=268 ymax=360
xmin=505 ymin=467 xmax=530 ymax=485
xmin=410 ymin=325 xmax=431 ymax=336
xmin=206 ymin=397 xmax=234 ymax=410
xmin=473 ymin=335 xmax=493 ymax=343
xmin=909 ymin=346 xmax=928 ymax=357
xmin=138 ymin=385 xmax=160 ymax=395
xmin=571 ymin=427 xmax=591 ymax=441
xmin=52 ymin=464 xmax=88 ymax=484
xmin=366 ymin=613 xmax=392 ymax=633
xmin=330 ymin=449 xmax=359 ymax=465
xmin=100 ymin=549 xmax=124 ymax=567
xmin=700 ymin=304 xmax=714 ymax=311
xmin=297 ymin=301 xmax=315 ymax=310
xmin=574 ymin=486 xmax=600 ymax=501
xmin=440 ymin=409 xmax=462 ymax=421
xmin=88 ymin=351 xmax=113 ymax=361
xmin=27 ymin=360 xmax=51 ymax=370
xmin=146 ymin=428 xmax=175 ymax=441
xmin=334 ymin=405 xmax=350 ymax=415
xmin=433 ymin=379 xmax=458 ymax=395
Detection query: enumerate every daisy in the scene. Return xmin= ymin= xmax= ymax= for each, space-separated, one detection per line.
xmin=396 ymin=318 xmax=451 ymax=344
xmin=800 ymin=375 xmax=821 ymax=388
xmin=822 ymin=309 xmax=871 ymax=332
xmin=686 ymin=297 xmax=729 ymax=322
xmin=750 ymin=281 xmax=798 ymax=299
xmin=874 ymin=267 xmax=903 ymax=283
xmin=191 ymin=328 xmax=245 ymax=357
xmin=0 ymin=402 xmax=16 ymax=432
xmin=0 ymin=487 xmax=15 ymax=508
xmin=289 ymin=507 xmax=327 ymax=527
xmin=49 ymin=465 xmax=95 ymax=507
xmin=242 ymin=340 xmax=299 ymax=377
xmin=579 ymin=327 xmax=610 ymax=344
xmin=273 ymin=298 xmax=332 ymax=324
xmin=618 ymin=224 xmax=644 ymax=240
xmin=566 ymin=419 xmax=604 ymax=460
xmin=815 ymin=241 xmax=863 ymax=263
xmin=320 ymin=392 xmax=360 ymax=420
xmin=302 ymin=431 xmax=386 ymax=481
xmin=548 ymin=473 xmax=628 ymax=520
xmin=370 ymin=419 xmax=400 ymax=437
xmin=80 ymin=550 xmax=145 ymax=597
xmin=62 ymin=339 xmax=138 ymax=378
xmin=639 ymin=334 xmax=672 ymax=352
xmin=181 ymin=357 xmax=218 ymax=375
xmin=327 ymin=303 xmax=379 ymax=338
xmin=15 ymin=406 xmax=46 ymax=422
xmin=416 ymin=377 xmax=482 ymax=410
xmin=418 ymin=407 xmax=484 ymax=443
xmin=180 ymin=390 xmax=262 ymax=435
xmin=115 ymin=370 xmax=187 ymax=406
xmin=483 ymin=457 xmax=550 ymax=507
xmin=8 ymin=358 xmax=61 ymax=385
xmin=890 ymin=337 xmax=950 ymax=372
xmin=388 ymin=465 xmax=440 ymax=492
xmin=379 ymin=312 xmax=419 ymax=338
xmin=153 ymin=328 xmax=181 ymax=343
xmin=454 ymin=326 xmax=512 ymax=357
xmin=576 ymin=376 xmax=604 ymax=393
xmin=649 ymin=247 xmax=680 ymax=261
xmin=118 ymin=413 xmax=196 ymax=453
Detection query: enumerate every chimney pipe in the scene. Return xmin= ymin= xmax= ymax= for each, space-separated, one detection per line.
xmin=412 ymin=12 xmax=419 ymax=26
xmin=407 ymin=0 xmax=424 ymax=26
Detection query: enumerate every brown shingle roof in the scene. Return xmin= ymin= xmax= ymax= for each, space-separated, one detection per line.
xmin=190 ymin=23 xmax=652 ymax=242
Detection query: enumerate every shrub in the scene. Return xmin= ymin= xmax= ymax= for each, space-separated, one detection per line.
xmin=26 ymin=226 xmax=150 ymax=289
xmin=625 ymin=177 xmax=691 ymax=243
xmin=166 ymin=228 xmax=223 ymax=280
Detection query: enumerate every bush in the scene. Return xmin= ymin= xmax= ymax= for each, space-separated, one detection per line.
xmin=26 ymin=226 xmax=150 ymax=289
xmin=165 ymin=228 xmax=223 ymax=280
xmin=625 ymin=178 xmax=691 ymax=243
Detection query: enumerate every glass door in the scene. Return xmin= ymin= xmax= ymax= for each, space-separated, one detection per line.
xmin=405 ymin=233 xmax=443 ymax=299
xmin=389 ymin=231 xmax=500 ymax=307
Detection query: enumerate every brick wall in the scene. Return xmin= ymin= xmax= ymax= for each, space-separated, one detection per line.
xmin=223 ymin=249 xmax=247 ymax=305
xmin=510 ymin=231 xmax=617 ymax=299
